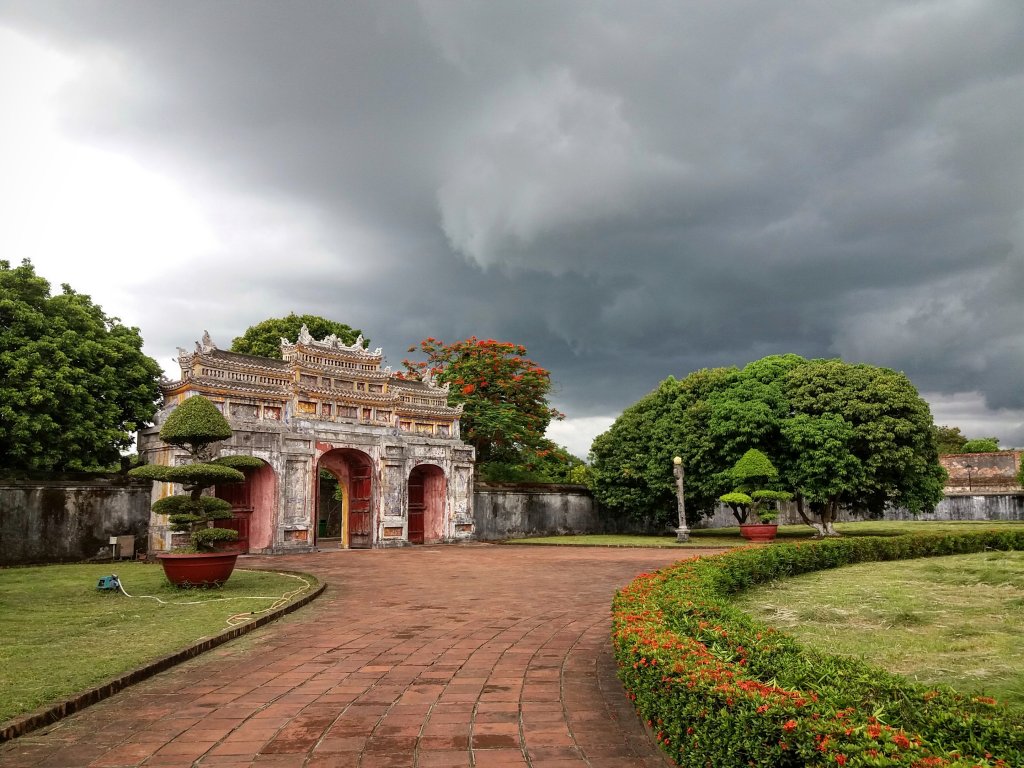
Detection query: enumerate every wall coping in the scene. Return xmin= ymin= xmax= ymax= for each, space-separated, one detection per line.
xmin=475 ymin=482 xmax=592 ymax=495
xmin=0 ymin=472 xmax=150 ymax=488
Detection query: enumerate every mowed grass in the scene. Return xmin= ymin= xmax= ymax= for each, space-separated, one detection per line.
xmin=504 ymin=520 xmax=1024 ymax=548
xmin=734 ymin=551 xmax=1024 ymax=706
xmin=0 ymin=563 xmax=316 ymax=723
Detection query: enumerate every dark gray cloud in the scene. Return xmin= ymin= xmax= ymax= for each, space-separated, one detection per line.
xmin=3 ymin=0 xmax=1023 ymax=452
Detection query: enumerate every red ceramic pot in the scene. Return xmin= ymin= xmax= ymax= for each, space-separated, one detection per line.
xmin=739 ymin=524 xmax=779 ymax=543
xmin=157 ymin=552 xmax=239 ymax=587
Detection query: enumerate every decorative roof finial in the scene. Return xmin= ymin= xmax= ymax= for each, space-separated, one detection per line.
xmin=195 ymin=331 xmax=217 ymax=354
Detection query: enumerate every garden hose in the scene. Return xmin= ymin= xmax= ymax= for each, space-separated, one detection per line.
xmin=115 ymin=572 xmax=312 ymax=626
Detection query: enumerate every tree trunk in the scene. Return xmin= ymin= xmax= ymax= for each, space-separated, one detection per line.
xmin=820 ymin=498 xmax=841 ymax=536
xmin=795 ymin=496 xmax=827 ymax=538
xmin=728 ymin=503 xmax=748 ymax=525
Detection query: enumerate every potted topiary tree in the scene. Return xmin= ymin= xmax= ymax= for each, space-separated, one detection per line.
xmin=130 ymin=395 xmax=263 ymax=586
xmin=719 ymin=449 xmax=792 ymax=543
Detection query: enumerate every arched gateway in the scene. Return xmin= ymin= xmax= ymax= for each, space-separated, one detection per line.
xmin=138 ymin=328 xmax=475 ymax=553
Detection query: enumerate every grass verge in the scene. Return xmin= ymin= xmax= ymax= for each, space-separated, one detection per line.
xmin=504 ymin=519 xmax=1024 ymax=548
xmin=0 ymin=562 xmax=317 ymax=723
xmin=734 ymin=550 xmax=1024 ymax=706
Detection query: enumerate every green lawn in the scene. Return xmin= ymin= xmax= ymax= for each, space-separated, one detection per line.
xmin=734 ymin=551 xmax=1024 ymax=706
xmin=0 ymin=562 xmax=317 ymax=723
xmin=503 ymin=520 xmax=1024 ymax=548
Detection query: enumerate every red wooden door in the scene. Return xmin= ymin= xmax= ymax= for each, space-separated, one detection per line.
xmin=408 ymin=470 xmax=425 ymax=545
xmin=216 ymin=475 xmax=252 ymax=553
xmin=219 ymin=510 xmax=251 ymax=553
xmin=348 ymin=462 xmax=373 ymax=549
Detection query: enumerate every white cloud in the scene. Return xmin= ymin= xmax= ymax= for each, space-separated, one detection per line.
xmin=0 ymin=27 xmax=212 ymax=319
xmin=546 ymin=415 xmax=615 ymax=460
xmin=0 ymin=26 xmax=390 ymax=379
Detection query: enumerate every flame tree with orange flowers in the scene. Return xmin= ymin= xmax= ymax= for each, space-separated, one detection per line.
xmin=402 ymin=337 xmax=569 ymax=478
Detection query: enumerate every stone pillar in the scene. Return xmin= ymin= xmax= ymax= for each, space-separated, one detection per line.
xmin=673 ymin=456 xmax=690 ymax=543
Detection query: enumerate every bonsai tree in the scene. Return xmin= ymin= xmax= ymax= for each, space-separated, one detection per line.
xmin=718 ymin=449 xmax=792 ymax=525
xmin=130 ymin=396 xmax=263 ymax=550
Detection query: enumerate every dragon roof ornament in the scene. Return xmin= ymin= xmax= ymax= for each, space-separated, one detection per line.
xmin=194 ymin=330 xmax=217 ymax=354
xmin=421 ymin=367 xmax=451 ymax=393
xmin=281 ymin=324 xmax=383 ymax=357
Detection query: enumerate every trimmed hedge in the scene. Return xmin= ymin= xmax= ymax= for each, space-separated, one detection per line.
xmin=612 ymin=531 xmax=1024 ymax=767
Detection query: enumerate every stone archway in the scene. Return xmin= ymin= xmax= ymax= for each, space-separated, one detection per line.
xmin=215 ymin=459 xmax=276 ymax=553
xmin=408 ymin=464 xmax=447 ymax=544
xmin=318 ymin=449 xmax=375 ymax=549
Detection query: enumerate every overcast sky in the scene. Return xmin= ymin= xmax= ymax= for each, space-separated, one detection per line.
xmin=2 ymin=1 xmax=1022 ymax=456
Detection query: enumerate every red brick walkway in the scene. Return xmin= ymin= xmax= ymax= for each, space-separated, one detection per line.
xmin=1 ymin=543 xmax=712 ymax=768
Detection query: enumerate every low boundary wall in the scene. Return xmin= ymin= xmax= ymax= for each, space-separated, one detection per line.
xmin=473 ymin=483 xmax=603 ymax=540
xmin=471 ymin=483 xmax=1024 ymax=539
xmin=694 ymin=494 xmax=1024 ymax=528
xmin=0 ymin=474 xmax=151 ymax=566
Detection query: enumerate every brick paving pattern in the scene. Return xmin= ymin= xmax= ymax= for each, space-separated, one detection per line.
xmin=1 ymin=543 xmax=714 ymax=767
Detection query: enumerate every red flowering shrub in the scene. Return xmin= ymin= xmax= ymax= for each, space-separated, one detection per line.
xmin=612 ymin=531 xmax=1024 ymax=767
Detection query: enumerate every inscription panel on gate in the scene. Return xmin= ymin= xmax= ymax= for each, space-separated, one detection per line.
xmin=285 ymin=459 xmax=308 ymax=523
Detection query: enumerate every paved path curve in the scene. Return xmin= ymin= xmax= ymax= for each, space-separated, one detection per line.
xmin=1 ymin=544 xmax=716 ymax=768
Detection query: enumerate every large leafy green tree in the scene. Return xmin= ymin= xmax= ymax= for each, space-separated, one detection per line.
xmin=780 ymin=359 xmax=946 ymax=534
xmin=0 ymin=259 xmax=162 ymax=471
xmin=230 ymin=313 xmax=364 ymax=359
xmin=590 ymin=367 xmax=739 ymax=527
xmin=402 ymin=337 xmax=564 ymax=468
xmin=590 ymin=355 xmax=946 ymax=536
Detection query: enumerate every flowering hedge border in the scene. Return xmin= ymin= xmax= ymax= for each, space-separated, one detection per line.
xmin=612 ymin=531 xmax=1024 ymax=767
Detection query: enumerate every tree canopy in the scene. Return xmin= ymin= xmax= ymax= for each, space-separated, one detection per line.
xmin=961 ymin=437 xmax=1000 ymax=453
xmin=0 ymin=259 xmax=162 ymax=471
xmin=230 ymin=313 xmax=364 ymax=359
xmin=402 ymin=336 xmax=565 ymax=471
xmin=590 ymin=355 xmax=946 ymax=535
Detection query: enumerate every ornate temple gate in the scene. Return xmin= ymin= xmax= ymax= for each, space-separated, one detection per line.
xmin=140 ymin=328 xmax=475 ymax=553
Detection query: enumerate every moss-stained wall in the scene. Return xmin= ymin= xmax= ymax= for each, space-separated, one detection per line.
xmin=0 ymin=474 xmax=151 ymax=565
xmin=473 ymin=483 xmax=602 ymax=540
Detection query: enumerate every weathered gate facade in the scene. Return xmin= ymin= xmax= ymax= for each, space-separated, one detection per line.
xmin=137 ymin=329 xmax=475 ymax=554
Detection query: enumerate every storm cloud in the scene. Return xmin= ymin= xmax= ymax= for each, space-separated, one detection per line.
xmin=2 ymin=1 xmax=1022 ymax=455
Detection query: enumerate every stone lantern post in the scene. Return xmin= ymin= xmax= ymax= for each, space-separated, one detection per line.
xmin=673 ymin=456 xmax=690 ymax=542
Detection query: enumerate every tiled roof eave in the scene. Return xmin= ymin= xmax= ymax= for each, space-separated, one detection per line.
xmin=396 ymin=406 xmax=462 ymax=418
xmin=169 ymin=378 xmax=290 ymax=398
xmin=296 ymin=387 xmax=398 ymax=405
xmin=199 ymin=351 xmax=290 ymax=372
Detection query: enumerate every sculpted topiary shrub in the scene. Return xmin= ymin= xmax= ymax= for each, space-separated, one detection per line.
xmin=719 ymin=449 xmax=791 ymax=525
xmin=130 ymin=396 xmax=262 ymax=550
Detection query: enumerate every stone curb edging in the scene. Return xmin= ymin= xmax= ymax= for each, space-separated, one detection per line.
xmin=0 ymin=575 xmax=326 ymax=744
